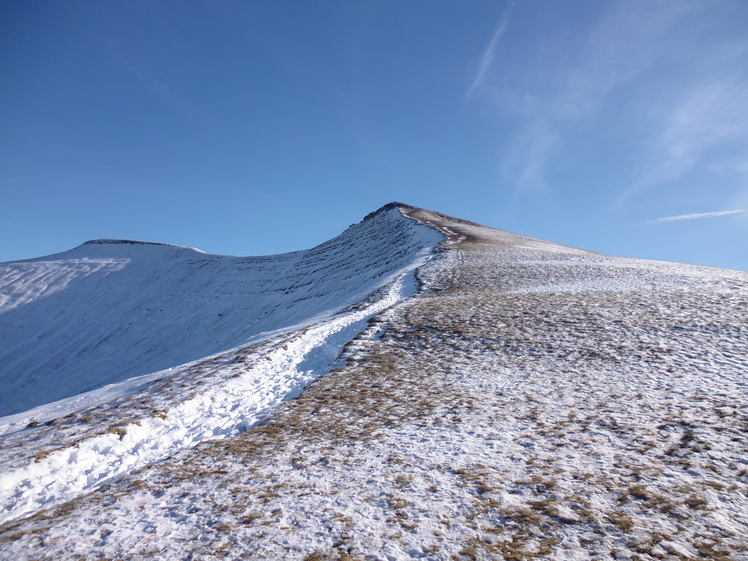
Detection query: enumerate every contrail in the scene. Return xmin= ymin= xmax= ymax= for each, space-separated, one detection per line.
xmin=646 ymin=209 xmax=745 ymax=224
xmin=464 ymin=0 xmax=516 ymax=103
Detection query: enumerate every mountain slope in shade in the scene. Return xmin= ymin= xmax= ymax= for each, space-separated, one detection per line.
xmin=1 ymin=203 xmax=747 ymax=560
xmin=0 ymin=204 xmax=442 ymax=416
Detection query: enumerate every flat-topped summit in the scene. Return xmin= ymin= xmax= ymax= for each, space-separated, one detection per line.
xmin=80 ymin=239 xmax=206 ymax=251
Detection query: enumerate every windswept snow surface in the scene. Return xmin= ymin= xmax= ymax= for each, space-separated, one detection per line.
xmin=0 ymin=206 xmax=442 ymax=416
xmin=0 ymin=205 xmax=443 ymax=524
xmin=0 ymin=268 xmax=425 ymax=525
xmin=2 ymin=204 xmax=747 ymax=560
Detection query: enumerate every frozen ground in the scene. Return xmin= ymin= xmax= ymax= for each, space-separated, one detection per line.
xmin=1 ymin=204 xmax=747 ymax=560
xmin=0 ymin=205 xmax=441 ymax=524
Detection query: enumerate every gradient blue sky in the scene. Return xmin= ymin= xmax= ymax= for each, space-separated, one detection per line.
xmin=2 ymin=0 xmax=747 ymax=270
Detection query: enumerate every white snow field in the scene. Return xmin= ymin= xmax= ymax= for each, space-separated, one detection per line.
xmin=1 ymin=204 xmax=748 ymax=560
xmin=0 ymin=204 xmax=441 ymax=418
xmin=0 ymin=205 xmax=441 ymax=520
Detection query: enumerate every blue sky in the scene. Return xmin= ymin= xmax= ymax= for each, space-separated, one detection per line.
xmin=2 ymin=0 xmax=747 ymax=271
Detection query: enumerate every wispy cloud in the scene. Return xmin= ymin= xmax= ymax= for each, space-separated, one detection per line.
xmin=646 ymin=209 xmax=745 ymax=224
xmin=618 ymin=78 xmax=748 ymax=204
xmin=558 ymin=0 xmax=693 ymax=120
xmin=492 ymin=0 xmax=695 ymax=192
xmin=500 ymin=122 xmax=559 ymax=192
xmin=463 ymin=1 xmax=515 ymax=103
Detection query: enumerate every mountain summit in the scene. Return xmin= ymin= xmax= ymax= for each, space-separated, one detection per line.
xmin=1 ymin=204 xmax=747 ymax=559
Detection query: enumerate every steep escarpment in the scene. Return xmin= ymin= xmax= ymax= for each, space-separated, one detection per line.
xmin=0 ymin=204 xmax=445 ymax=525
xmin=0 ymin=204 xmax=441 ymax=416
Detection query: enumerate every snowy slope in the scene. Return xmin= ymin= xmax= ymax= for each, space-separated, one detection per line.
xmin=0 ymin=269 xmax=428 ymax=525
xmin=0 ymin=204 xmax=442 ymax=416
xmin=2 ymin=204 xmax=747 ymax=560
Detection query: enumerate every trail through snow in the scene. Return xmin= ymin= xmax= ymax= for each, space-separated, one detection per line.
xmin=0 ymin=269 xmax=424 ymax=525
xmin=1 ymin=204 xmax=748 ymax=560
xmin=0 ymin=206 xmax=442 ymax=417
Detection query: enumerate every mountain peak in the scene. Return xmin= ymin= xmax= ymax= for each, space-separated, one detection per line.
xmin=361 ymin=201 xmax=414 ymax=223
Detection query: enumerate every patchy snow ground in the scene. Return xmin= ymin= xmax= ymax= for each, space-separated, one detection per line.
xmin=0 ymin=268 xmax=427 ymax=526
xmin=0 ymin=205 xmax=441 ymax=525
xmin=1 ymin=204 xmax=747 ymax=560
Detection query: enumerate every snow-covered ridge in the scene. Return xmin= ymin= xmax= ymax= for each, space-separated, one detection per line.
xmin=80 ymin=239 xmax=206 ymax=252
xmin=0 ymin=268 xmax=426 ymax=525
xmin=0 ymin=205 xmax=443 ymax=417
